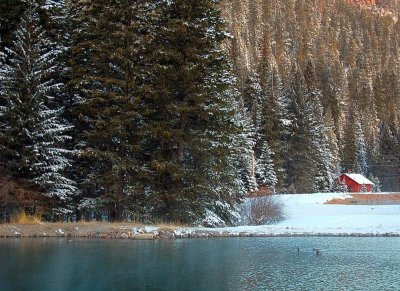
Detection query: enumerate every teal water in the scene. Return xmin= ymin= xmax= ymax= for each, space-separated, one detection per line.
xmin=0 ymin=237 xmax=399 ymax=290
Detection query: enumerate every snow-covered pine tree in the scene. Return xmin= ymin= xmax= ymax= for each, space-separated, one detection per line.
xmin=204 ymin=76 xmax=244 ymax=227
xmin=341 ymin=102 xmax=357 ymax=173
xmin=0 ymin=50 xmax=6 ymax=124
xmin=141 ymin=0 xmax=242 ymax=225
xmin=236 ymin=99 xmax=258 ymax=194
xmin=0 ymin=0 xmax=76 ymax=217
xmin=332 ymin=178 xmax=349 ymax=193
xmin=342 ymin=101 xmax=369 ymax=177
xmin=304 ymin=62 xmax=337 ymax=192
xmin=242 ymin=71 xmax=280 ymax=192
xmin=42 ymin=0 xmax=71 ymax=106
xmin=368 ymin=173 xmax=381 ymax=193
xmin=354 ymin=117 xmax=368 ymax=176
xmin=70 ymin=0 xmax=154 ymax=221
xmin=255 ymin=139 xmax=277 ymax=191
xmin=324 ymin=111 xmax=341 ymax=176
xmin=350 ymin=55 xmax=380 ymax=158
xmin=242 ymin=72 xmax=263 ymax=134
xmin=285 ymin=63 xmax=336 ymax=193
xmin=285 ymin=66 xmax=317 ymax=193
xmin=374 ymin=122 xmax=400 ymax=191
xmin=311 ymin=103 xmax=337 ymax=192
xmin=258 ymin=56 xmax=290 ymax=192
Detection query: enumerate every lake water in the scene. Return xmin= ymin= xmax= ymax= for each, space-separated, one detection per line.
xmin=0 ymin=237 xmax=399 ymax=290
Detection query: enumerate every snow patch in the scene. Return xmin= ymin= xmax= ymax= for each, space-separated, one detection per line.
xmin=200 ymin=193 xmax=400 ymax=235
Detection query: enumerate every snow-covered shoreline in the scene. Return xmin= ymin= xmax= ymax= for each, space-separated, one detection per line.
xmin=1 ymin=193 xmax=400 ymax=238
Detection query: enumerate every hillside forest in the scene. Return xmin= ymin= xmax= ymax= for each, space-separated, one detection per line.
xmin=0 ymin=0 xmax=400 ymax=225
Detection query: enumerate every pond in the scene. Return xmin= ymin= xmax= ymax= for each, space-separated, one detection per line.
xmin=0 ymin=237 xmax=399 ymax=290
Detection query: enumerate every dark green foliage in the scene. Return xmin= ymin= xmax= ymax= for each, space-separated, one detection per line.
xmin=285 ymin=67 xmax=318 ymax=193
xmin=284 ymin=63 xmax=336 ymax=193
xmin=258 ymin=59 xmax=289 ymax=192
xmin=0 ymin=0 xmax=26 ymax=50
xmin=0 ymin=0 xmax=76 ymax=217
xmin=140 ymin=0 xmax=242 ymax=224
xmin=70 ymin=0 xmax=152 ymax=221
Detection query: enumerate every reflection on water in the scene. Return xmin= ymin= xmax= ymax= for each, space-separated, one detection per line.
xmin=0 ymin=237 xmax=399 ymax=290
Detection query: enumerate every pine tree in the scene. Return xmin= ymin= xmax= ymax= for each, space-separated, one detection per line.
xmin=285 ymin=66 xmax=317 ymax=193
xmin=42 ymin=0 xmax=72 ymax=105
xmin=324 ymin=111 xmax=341 ymax=176
xmin=236 ymin=100 xmax=258 ymax=193
xmin=332 ymin=178 xmax=349 ymax=193
xmin=0 ymin=0 xmax=76 ymax=217
xmin=373 ymin=122 xmax=400 ymax=191
xmin=140 ymin=0 xmax=242 ymax=225
xmin=342 ymin=103 xmax=369 ymax=177
xmin=70 ymin=0 xmax=154 ymax=221
xmin=354 ymin=117 xmax=368 ymax=176
xmin=349 ymin=55 xmax=380 ymax=159
xmin=242 ymin=73 xmax=262 ymax=134
xmin=258 ymin=57 xmax=289 ymax=191
xmin=0 ymin=0 xmax=26 ymax=50
xmin=255 ymin=139 xmax=277 ymax=190
xmin=368 ymin=173 xmax=381 ymax=192
xmin=304 ymin=61 xmax=337 ymax=192
xmin=285 ymin=63 xmax=336 ymax=193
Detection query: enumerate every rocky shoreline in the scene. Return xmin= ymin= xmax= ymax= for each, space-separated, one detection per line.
xmin=1 ymin=223 xmax=399 ymax=239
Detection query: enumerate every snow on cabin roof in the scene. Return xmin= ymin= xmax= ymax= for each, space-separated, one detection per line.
xmin=343 ymin=173 xmax=374 ymax=185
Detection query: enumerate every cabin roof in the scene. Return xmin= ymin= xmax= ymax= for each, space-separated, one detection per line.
xmin=342 ymin=173 xmax=374 ymax=185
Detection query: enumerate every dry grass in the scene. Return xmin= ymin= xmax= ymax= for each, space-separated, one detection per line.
xmin=10 ymin=210 xmax=42 ymax=224
xmin=325 ymin=193 xmax=400 ymax=205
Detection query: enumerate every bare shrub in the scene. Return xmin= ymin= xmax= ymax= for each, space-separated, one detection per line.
xmin=241 ymin=195 xmax=285 ymax=226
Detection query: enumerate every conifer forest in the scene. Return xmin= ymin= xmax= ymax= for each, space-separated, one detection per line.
xmin=1 ymin=0 xmax=400 ymax=225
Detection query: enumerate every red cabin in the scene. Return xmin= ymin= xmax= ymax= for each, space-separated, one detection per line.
xmin=338 ymin=173 xmax=374 ymax=193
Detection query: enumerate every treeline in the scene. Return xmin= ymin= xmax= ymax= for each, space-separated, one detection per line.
xmin=0 ymin=0 xmax=399 ymax=225
xmin=0 ymin=0 xmax=246 ymax=225
xmin=224 ymin=0 xmax=400 ymax=193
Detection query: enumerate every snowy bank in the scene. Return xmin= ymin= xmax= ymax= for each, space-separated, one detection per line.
xmin=214 ymin=193 xmax=400 ymax=236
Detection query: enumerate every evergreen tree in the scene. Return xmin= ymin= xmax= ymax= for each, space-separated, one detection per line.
xmin=255 ymin=139 xmax=277 ymax=190
xmin=324 ymin=111 xmax=341 ymax=176
xmin=0 ymin=0 xmax=26 ymax=50
xmin=70 ymin=0 xmax=153 ymax=221
xmin=373 ymin=122 xmax=400 ymax=191
xmin=236 ymin=101 xmax=258 ymax=193
xmin=368 ymin=173 xmax=381 ymax=192
xmin=285 ymin=66 xmax=317 ymax=193
xmin=354 ymin=117 xmax=368 ymax=176
xmin=0 ymin=0 xmax=76 ymax=216
xmin=242 ymin=73 xmax=262 ymax=134
xmin=342 ymin=103 xmax=369 ymax=177
xmin=304 ymin=61 xmax=337 ymax=192
xmin=43 ymin=0 xmax=72 ymax=106
xmin=141 ymin=0 xmax=242 ymax=224
xmin=259 ymin=57 xmax=289 ymax=192
xmin=332 ymin=178 xmax=349 ymax=193
xmin=285 ymin=63 xmax=336 ymax=193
